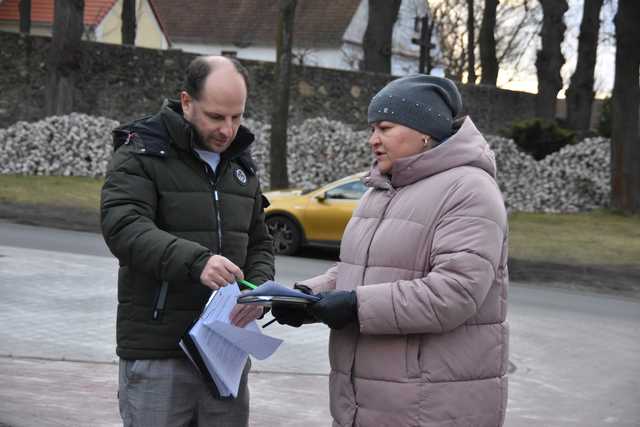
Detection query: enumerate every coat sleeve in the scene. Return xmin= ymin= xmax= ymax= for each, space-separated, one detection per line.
xmin=100 ymin=149 xmax=212 ymax=284
xmin=297 ymin=264 xmax=339 ymax=294
xmin=244 ymin=189 xmax=275 ymax=285
xmin=357 ymin=174 xmax=507 ymax=335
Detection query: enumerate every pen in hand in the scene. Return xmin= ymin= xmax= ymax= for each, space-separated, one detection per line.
xmin=238 ymin=279 xmax=257 ymax=290
xmin=262 ymin=317 xmax=277 ymax=328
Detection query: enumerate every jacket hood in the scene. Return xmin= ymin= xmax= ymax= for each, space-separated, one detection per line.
xmin=365 ymin=117 xmax=496 ymax=189
xmin=161 ymin=99 xmax=255 ymax=161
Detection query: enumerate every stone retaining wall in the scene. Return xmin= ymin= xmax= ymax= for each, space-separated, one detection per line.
xmin=1 ymin=32 xmax=536 ymax=133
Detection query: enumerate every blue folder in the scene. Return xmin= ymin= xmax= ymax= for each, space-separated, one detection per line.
xmin=236 ymin=280 xmax=320 ymax=306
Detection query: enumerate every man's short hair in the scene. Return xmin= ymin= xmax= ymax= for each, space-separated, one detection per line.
xmin=183 ymin=56 xmax=250 ymax=100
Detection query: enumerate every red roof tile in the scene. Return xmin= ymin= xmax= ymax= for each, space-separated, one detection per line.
xmin=0 ymin=0 xmax=117 ymax=26
xmin=152 ymin=0 xmax=362 ymax=49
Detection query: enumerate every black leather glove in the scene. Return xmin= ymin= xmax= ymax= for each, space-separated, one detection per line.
xmin=271 ymin=284 xmax=317 ymax=328
xmin=310 ymin=290 xmax=358 ymax=330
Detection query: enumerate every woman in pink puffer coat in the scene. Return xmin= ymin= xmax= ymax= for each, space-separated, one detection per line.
xmin=273 ymin=75 xmax=509 ymax=427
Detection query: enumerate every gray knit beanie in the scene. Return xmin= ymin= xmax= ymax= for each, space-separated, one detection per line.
xmin=367 ymin=74 xmax=463 ymax=142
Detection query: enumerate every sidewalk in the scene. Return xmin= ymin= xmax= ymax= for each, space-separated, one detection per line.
xmin=0 ymin=357 xmax=330 ymax=427
xmin=0 ymin=242 xmax=334 ymax=426
xmin=1 ymin=223 xmax=639 ymax=426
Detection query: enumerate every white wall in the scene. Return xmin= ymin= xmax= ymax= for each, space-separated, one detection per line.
xmin=171 ymin=0 xmax=446 ymax=76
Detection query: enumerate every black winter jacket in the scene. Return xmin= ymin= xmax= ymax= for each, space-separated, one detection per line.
xmin=101 ymin=100 xmax=274 ymax=359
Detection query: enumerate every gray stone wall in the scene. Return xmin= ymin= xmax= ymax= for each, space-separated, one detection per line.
xmin=1 ymin=32 xmax=535 ymax=133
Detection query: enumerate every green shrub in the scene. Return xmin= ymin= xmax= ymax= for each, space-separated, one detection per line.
xmin=597 ymin=97 xmax=612 ymax=138
xmin=501 ymin=118 xmax=576 ymax=160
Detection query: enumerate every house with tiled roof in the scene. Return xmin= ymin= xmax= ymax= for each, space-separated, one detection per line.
xmin=152 ymin=0 xmax=444 ymax=76
xmin=0 ymin=0 xmax=169 ymax=49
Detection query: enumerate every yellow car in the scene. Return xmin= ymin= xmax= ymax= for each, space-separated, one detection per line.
xmin=264 ymin=172 xmax=368 ymax=255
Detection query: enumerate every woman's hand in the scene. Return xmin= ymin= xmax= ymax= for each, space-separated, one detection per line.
xmin=271 ymin=303 xmax=315 ymax=327
xmin=310 ymin=290 xmax=358 ymax=330
xmin=271 ymin=284 xmax=317 ymax=327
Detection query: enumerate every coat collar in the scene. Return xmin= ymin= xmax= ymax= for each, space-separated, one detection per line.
xmin=160 ymin=99 xmax=255 ymax=161
xmin=365 ymin=117 xmax=496 ymax=189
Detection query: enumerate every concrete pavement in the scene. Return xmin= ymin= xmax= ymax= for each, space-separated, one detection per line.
xmin=1 ymin=225 xmax=639 ymax=426
xmin=0 ymin=243 xmax=333 ymax=427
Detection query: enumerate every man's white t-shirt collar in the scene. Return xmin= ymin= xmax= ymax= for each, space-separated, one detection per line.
xmin=194 ymin=148 xmax=221 ymax=174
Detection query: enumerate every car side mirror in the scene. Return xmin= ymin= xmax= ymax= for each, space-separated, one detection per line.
xmin=315 ymin=192 xmax=327 ymax=202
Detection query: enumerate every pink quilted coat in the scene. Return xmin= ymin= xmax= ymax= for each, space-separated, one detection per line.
xmin=301 ymin=117 xmax=509 ymax=427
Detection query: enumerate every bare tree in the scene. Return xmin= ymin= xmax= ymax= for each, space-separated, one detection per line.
xmin=432 ymin=0 xmax=538 ymax=83
xmin=362 ymin=0 xmax=402 ymax=73
xmin=121 ymin=0 xmax=136 ymax=45
xmin=431 ymin=0 xmax=467 ymax=81
xmin=479 ymin=0 xmax=498 ymax=84
xmin=45 ymin=0 xmax=85 ymax=116
xmin=269 ymin=0 xmax=297 ymax=190
xmin=466 ymin=0 xmax=476 ymax=84
xmin=19 ymin=0 xmax=31 ymax=34
xmin=611 ymin=0 xmax=640 ymax=212
xmin=565 ymin=0 xmax=604 ymax=132
xmin=535 ymin=0 xmax=568 ymax=120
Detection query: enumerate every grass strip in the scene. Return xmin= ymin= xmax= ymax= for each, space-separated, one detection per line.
xmin=1 ymin=175 xmax=638 ymax=267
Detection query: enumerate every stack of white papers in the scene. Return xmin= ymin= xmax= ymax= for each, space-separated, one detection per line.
xmin=180 ymin=283 xmax=283 ymax=397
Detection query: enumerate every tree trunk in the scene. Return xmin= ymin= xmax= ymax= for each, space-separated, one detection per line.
xmin=535 ymin=0 xmax=568 ymax=120
xmin=566 ymin=0 xmax=603 ymax=132
xmin=479 ymin=0 xmax=498 ymax=85
xmin=466 ymin=0 xmax=476 ymax=84
xmin=611 ymin=0 xmax=640 ymax=213
xmin=46 ymin=0 xmax=85 ymax=116
xmin=269 ymin=0 xmax=297 ymax=190
xmin=121 ymin=0 xmax=136 ymax=45
xmin=362 ymin=0 xmax=401 ymax=74
xmin=19 ymin=0 xmax=31 ymax=34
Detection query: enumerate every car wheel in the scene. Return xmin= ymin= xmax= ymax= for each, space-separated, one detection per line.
xmin=266 ymin=215 xmax=302 ymax=255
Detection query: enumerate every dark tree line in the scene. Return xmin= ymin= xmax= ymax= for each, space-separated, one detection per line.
xmin=270 ymin=0 xmax=297 ymax=190
xmin=535 ymin=0 xmax=568 ymax=121
xmin=611 ymin=0 xmax=640 ymax=212
xmin=479 ymin=0 xmax=499 ymax=85
xmin=362 ymin=0 xmax=402 ymax=74
xmin=19 ymin=0 xmax=31 ymax=33
xmin=566 ymin=0 xmax=604 ymax=132
xmin=46 ymin=0 xmax=84 ymax=116
xmin=121 ymin=0 xmax=137 ymax=46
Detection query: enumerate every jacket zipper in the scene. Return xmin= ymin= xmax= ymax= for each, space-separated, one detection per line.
xmin=204 ymin=160 xmax=229 ymax=255
xmin=360 ymin=184 xmax=395 ymax=286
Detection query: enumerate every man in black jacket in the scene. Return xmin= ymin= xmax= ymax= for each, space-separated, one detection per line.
xmin=101 ymin=56 xmax=274 ymax=426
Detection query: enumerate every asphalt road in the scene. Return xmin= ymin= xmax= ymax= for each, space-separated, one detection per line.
xmin=0 ymin=221 xmax=639 ymax=426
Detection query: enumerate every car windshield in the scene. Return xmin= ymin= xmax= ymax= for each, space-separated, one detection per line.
xmin=300 ymin=185 xmax=318 ymax=195
xmin=300 ymin=175 xmax=367 ymax=197
xmin=325 ymin=180 xmax=368 ymax=200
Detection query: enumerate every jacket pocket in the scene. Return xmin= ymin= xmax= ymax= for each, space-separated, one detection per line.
xmin=405 ymin=334 xmax=422 ymax=378
xmin=151 ymin=280 xmax=169 ymax=322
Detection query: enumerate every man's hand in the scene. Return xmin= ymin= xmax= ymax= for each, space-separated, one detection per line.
xmin=199 ymin=255 xmax=244 ymax=290
xmin=229 ymin=302 xmax=264 ymax=328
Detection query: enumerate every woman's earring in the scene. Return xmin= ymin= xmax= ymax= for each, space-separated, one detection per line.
xmin=423 ymin=137 xmax=430 ymax=148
